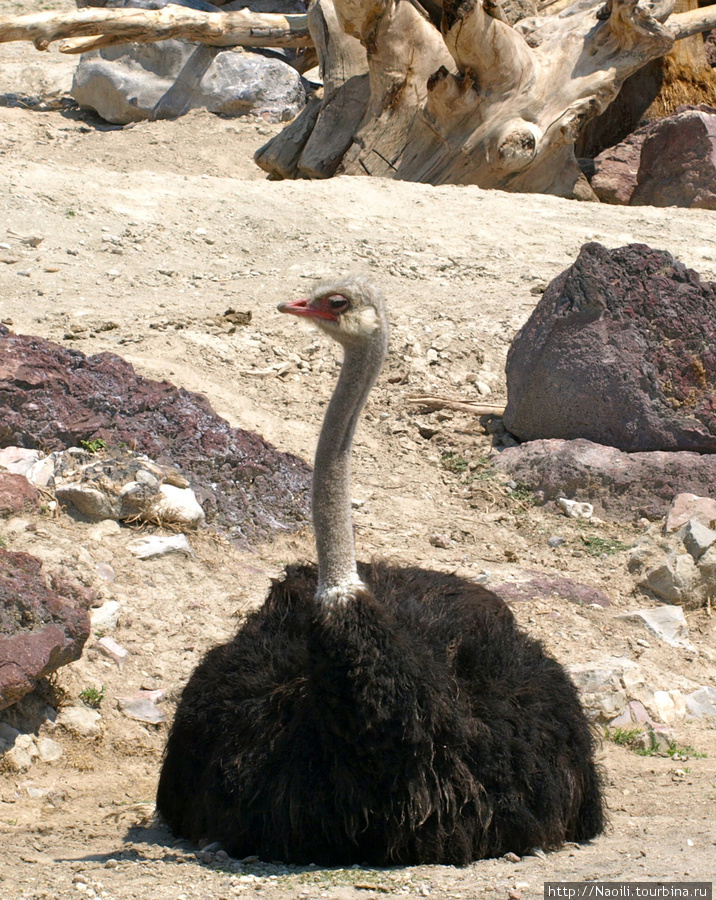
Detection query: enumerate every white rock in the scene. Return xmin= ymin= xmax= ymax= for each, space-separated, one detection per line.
xmin=0 ymin=447 xmax=41 ymax=476
xmin=25 ymin=455 xmax=56 ymax=487
xmin=87 ymin=519 xmax=121 ymax=542
xmin=90 ymin=600 xmax=122 ymax=633
xmin=117 ymin=696 xmax=166 ymax=725
xmin=616 ymin=606 xmax=695 ymax=652
xmin=651 ymin=689 xmax=686 ymax=725
xmin=685 ymin=686 xmax=716 ymax=718
xmin=15 ymin=733 xmax=39 ymax=757
xmin=568 ymin=656 xmax=645 ymax=722
xmin=557 ymin=497 xmax=594 ymax=520
xmin=127 ymin=533 xmax=193 ymax=560
xmin=36 ymin=737 xmax=63 ymax=763
xmin=149 ymin=484 xmax=205 ymax=526
xmin=56 ymin=707 xmax=101 ymax=737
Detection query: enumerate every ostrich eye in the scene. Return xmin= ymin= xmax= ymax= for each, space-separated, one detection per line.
xmin=327 ymin=295 xmax=349 ymax=312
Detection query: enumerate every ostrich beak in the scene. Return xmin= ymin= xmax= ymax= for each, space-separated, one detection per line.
xmin=277 ymin=297 xmax=339 ymax=322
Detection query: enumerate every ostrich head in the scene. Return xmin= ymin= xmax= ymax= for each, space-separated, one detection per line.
xmin=278 ymin=275 xmax=389 ymax=604
xmin=277 ymin=275 xmax=387 ymax=348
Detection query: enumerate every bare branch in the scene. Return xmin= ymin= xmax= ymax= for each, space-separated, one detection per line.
xmin=0 ymin=7 xmax=312 ymax=52
xmin=668 ymin=3 xmax=716 ymax=40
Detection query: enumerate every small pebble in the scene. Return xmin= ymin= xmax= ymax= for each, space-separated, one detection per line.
xmin=503 ymin=851 xmax=521 ymax=863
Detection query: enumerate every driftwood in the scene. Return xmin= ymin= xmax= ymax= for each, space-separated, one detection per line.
xmin=0 ymin=6 xmax=311 ymax=52
xmin=407 ymin=395 xmax=506 ymax=416
xmin=255 ymin=0 xmax=716 ymax=195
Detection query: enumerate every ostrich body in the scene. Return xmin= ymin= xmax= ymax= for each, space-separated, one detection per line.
xmin=156 ymin=277 xmax=604 ymax=866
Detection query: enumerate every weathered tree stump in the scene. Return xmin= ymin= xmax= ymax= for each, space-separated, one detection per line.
xmin=256 ymin=0 xmax=716 ymax=196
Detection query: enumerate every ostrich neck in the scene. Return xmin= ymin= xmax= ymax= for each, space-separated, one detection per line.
xmin=313 ymin=331 xmax=387 ymax=604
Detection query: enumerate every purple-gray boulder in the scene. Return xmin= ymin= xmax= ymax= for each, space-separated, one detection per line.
xmin=591 ymin=126 xmax=649 ymax=205
xmin=0 ymin=325 xmax=311 ymax=545
xmin=494 ymin=438 xmax=716 ymax=521
xmin=630 ymin=104 xmax=716 ymax=209
xmin=0 ymin=548 xmax=91 ymax=710
xmin=503 ymin=243 xmax=716 ymax=453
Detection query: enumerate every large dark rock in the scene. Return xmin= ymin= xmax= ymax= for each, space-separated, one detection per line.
xmin=504 ymin=243 xmax=716 ymax=453
xmin=494 ymin=438 xmax=716 ymax=521
xmin=591 ymin=127 xmax=650 ymax=205
xmin=0 ymin=326 xmax=311 ymax=545
xmin=630 ymin=105 xmax=716 ymax=209
xmin=0 ymin=548 xmax=91 ymax=710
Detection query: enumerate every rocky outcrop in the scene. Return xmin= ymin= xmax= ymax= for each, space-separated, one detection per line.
xmin=630 ymin=105 xmax=716 ymax=209
xmin=0 ymin=326 xmax=311 ymax=545
xmin=0 ymin=549 xmax=91 ymax=710
xmin=494 ymin=439 xmax=716 ymax=521
xmin=503 ymin=243 xmax=716 ymax=453
xmin=72 ymin=40 xmax=306 ymax=126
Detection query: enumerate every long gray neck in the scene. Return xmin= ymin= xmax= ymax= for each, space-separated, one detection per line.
xmin=313 ymin=328 xmax=388 ymax=605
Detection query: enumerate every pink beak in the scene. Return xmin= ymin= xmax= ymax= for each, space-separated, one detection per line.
xmin=277 ymin=297 xmax=338 ymax=322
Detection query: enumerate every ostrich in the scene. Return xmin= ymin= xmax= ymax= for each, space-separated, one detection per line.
xmin=156 ymin=276 xmax=604 ymax=866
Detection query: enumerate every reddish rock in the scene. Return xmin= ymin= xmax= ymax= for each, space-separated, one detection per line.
xmin=503 ymin=243 xmax=716 ymax=453
xmin=0 ymin=472 xmax=39 ymax=517
xmin=0 ymin=325 xmax=311 ymax=545
xmin=591 ymin=127 xmax=649 ymax=205
xmin=494 ymin=438 xmax=716 ymax=521
xmin=630 ymin=105 xmax=716 ymax=209
xmin=0 ymin=548 xmax=91 ymax=710
xmin=665 ymin=492 xmax=716 ymax=533
xmin=492 ymin=574 xmax=611 ymax=608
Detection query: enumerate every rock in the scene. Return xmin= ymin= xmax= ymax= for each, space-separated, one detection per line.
xmin=55 ymin=483 xmax=117 ymax=520
xmin=591 ymin=127 xmax=649 ymax=204
xmin=0 ymin=326 xmax=311 ymax=546
xmin=117 ymin=694 xmax=166 ymax=724
xmin=616 ymin=606 xmax=695 ymax=652
xmin=681 ymin=518 xmax=716 ymax=561
xmin=0 ymin=472 xmax=39 ymax=517
xmin=3 ymin=741 xmax=35 ymax=771
xmin=87 ymin=520 xmax=122 ymax=542
xmin=684 ymin=686 xmax=716 ymax=718
xmin=0 ymin=548 xmax=91 ymax=710
xmin=36 ymin=736 xmax=63 ymax=762
xmin=651 ymin=689 xmax=686 ymax=725
xmin=569 ymin=656 xmax=645 ymax=722
xmin=503 ymin=243 xmax=716 ymax=452
xmin=491 ymin=573 xmax=611 ymax=608
xmin=72 ymin=41 xmax=305 ymax=126
xmin=556 ymin=497 xmax=593 ymax=520
xmin=127 ymin=533 xmax=193 ymax=559
xmin=665 ymin=492 xmax=716 ymax=533
xmin=640 ymin=554 xmax=701 ymax=606
xmin=148 ymin=484 xmax=205 ymax=526
xmin=90 ymin=600 xmax=122 ymax=633
xmin=97 ymin=636 xmax=128 ymax=669
xmin=494 ymin=439 xmax=716 ymax=521
xmin=609 ymin=698 xmax=655 ymax=729
xmin=56 ymin=706 xmax=101 ymax=737
xmin=0 ymin=447 xmax=41 ymax=477
xmin=631 ymin=105 xmax=716 ymax=209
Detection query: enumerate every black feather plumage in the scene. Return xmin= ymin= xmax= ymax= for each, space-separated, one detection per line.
xmin=157 ymin=560 xmax=604 ymax=865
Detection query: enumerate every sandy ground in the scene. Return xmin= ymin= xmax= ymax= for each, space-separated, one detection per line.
xmin=1 ymin=19 xmax=716 ymax=900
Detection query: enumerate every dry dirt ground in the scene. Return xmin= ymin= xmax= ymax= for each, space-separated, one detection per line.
xmin=1 ymin=16 xmax=716 ymax=900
